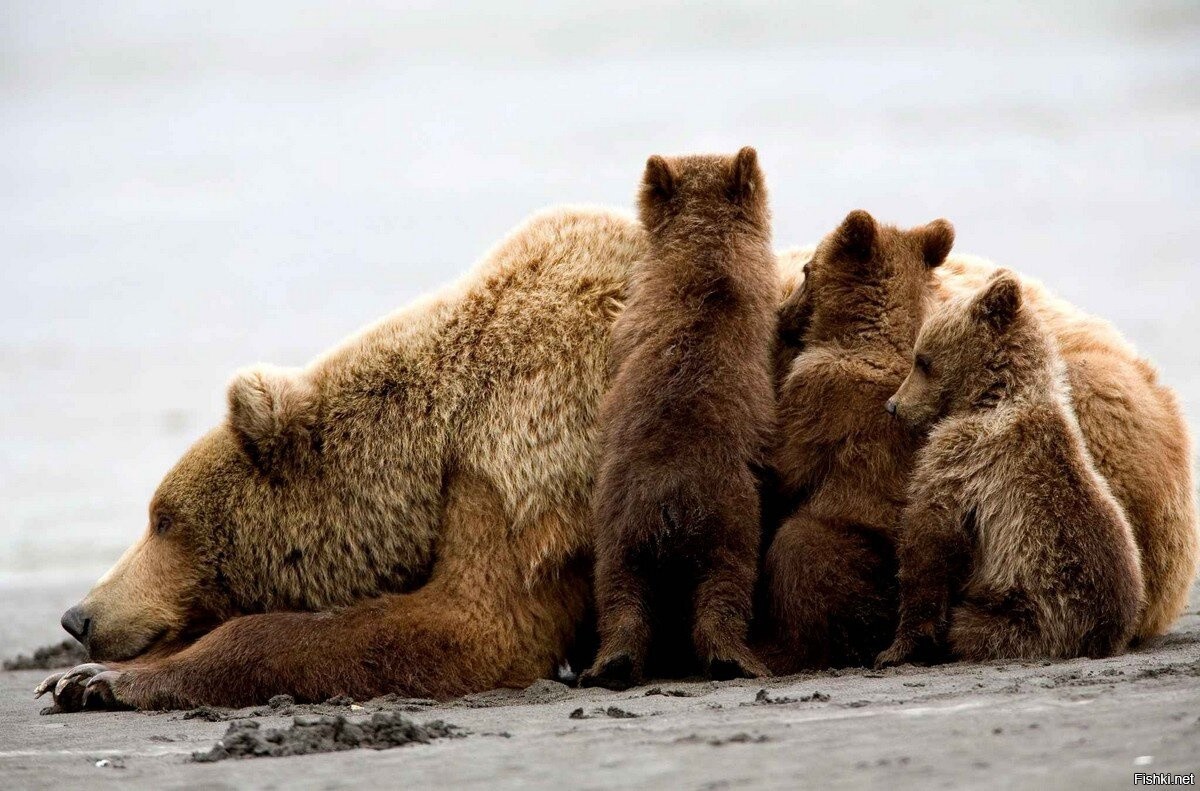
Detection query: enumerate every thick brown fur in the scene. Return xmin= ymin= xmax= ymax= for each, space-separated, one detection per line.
xmin=39 ymin=205 xmax=1196 ymax=710
xmin=877 ymin=271 xmax=1145 ymax=664
xmin=41 ymin=207 xmax=642 ymax=709
xmin=579 ymin=149 xmax=776 ymax=690
xmin=761 ymin=211 xmax=954 ymax=671
xmin=770 ymin=251 xmax=1198 ymax=653
xmin=933 ymin=258 xmax=1198 ymax=640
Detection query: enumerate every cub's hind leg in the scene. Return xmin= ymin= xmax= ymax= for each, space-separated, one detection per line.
xmin=581 ymin=544 xmax=652 ymax=690
xmin=763 ymin=509 xmax=897 ymax=672
xmin=691 ymin=485 xmax=768 ymax=680
xmin=947 ymin=592 xmax=1044 ymax=661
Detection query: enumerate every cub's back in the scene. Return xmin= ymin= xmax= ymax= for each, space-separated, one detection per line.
xmin=957 ymin=405 xmax=1142 ymax=614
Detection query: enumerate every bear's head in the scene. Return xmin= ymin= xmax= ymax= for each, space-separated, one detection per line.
xmin=795 ymin=210 xmax=955 ymax=350
xmin=637 ymin=146 xmax=768 ymax=235
xmin=59 ymin=364 xmax=408 ymax=662
xmin=887 ymin=269 xmax=1042 ymax=430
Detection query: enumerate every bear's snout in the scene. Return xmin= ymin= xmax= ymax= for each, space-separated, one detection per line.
xmin=885 ymin=398 xmax=898 ymax=416
xmin=60 ymin=604 xmax=91 ymax=646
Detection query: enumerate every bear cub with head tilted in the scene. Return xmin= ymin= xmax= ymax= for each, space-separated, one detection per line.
xmin=877 ymin=271 xmax=1145 ymax=666
xmin=580 ymin=147 xmax=775 ymax=689
xmin=761 ymin=210 xmax=955 ymax=671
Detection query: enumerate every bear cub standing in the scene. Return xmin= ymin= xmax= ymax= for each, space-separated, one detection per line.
xmin=877 ymin=271 xmax=1145 ymax=665
xmin=580 ymin=148 xmax=775 ymax=689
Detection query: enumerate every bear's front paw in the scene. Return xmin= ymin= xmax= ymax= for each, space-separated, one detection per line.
xmin=707 ymin=646 xmax=770 ymax=681
xmin=35 ymin=663 xmax=133 ymax=713
xmin=874 ymin=637 xmax=918 ymax=669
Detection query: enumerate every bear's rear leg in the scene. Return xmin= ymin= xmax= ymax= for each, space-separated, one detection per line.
xmin=581 ymin=551 xmax=651 ymax=690
xmin=692 ymin=522 xmax=768 ymax=680
xmin=947 ymin=594 xmax=1044 ymax=661
xmin=762 ymin=511 xmax=897 ymax=672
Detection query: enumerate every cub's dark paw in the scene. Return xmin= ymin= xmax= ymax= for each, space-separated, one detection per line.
xmin=708 ymin=652 xmax=770 ymax=681
xmin=35 ymin=663 xmax=131 ymax=713
xmin=875 ymin=632 xmax=939 ymax=669
xmin=874 ymin=639 xmax=915 ymax=669
xmin=579 ymin=653 xmax=639 ymax=691
xmin=875 ymin=622 xmax=946 ymax=669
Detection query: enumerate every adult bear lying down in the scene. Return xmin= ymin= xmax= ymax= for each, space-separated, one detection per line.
xmin=37 ymin=207 xmax=1196 ymax=711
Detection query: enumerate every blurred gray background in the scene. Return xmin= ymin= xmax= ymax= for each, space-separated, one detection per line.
xmin=2 ymin=0 xmax=1198 ymax=654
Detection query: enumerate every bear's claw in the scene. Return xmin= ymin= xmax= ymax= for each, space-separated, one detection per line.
xmin=35 ymin=663 xmax=125 ymax=712
xmin=33 ymin=672 xmax=66 ymax=698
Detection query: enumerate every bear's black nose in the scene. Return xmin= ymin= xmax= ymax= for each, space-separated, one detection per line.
xmin=60 ymin=605 xmax=91 ymax=645
xmin=885 ymin=399 xmax=898 ymax=416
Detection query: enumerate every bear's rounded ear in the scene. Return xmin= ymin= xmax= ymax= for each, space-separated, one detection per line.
xmin=728 ymin=146 xmax=762 ymax=203
xmin=227 ymin=365 xmax=318 ymax=471
xmin=832 ymin=209 xmax=878 ymax=264
xmin=777 ymin=273 xmax=814 ymax=348
xmin=970 ymin=270 xmax=1022 ymax=333
xmin=641 ymin=155 xmax=676 ymax=203
xmin=919 ymin=218 xmax=955 ymax=268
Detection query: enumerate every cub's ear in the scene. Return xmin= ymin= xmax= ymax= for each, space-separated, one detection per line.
xmin=831 ymin=209 xmax=878 ymax=264
xmin=641 ymin=155 xmax=676 ymax=203
xmin=919 ymin=218 xmax=955 ymax=268
xmin=777 ymin=275 xmax=813 ymax=348
xmin=970 ymin=270 xmax=1022 ymax=333
xmin=227 ymin=365 xmax=318 ymax=470
xmin=728 ymin=146 xmax=762 ymax=203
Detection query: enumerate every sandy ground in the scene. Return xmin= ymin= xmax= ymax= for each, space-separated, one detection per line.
xmin=2 ymin=581 xmax=1198 ymax=789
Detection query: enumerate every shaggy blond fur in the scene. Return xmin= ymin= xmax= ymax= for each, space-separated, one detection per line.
xmin=45 ymin=207 xmax=644 ymax=709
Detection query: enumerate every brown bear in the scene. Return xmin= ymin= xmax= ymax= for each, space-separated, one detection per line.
xmin=38 ymin=206 xmax=646 ymax=710
xmin=579 ymin=149 xmax=775 ymax=690
xmin=760 ymin=210 xmax=954 ymax=671
xmin=933 ymin=257 xmax=1198 ymax=641
xmin=768 ymin=249 xmax=1197 ymax=656
xmin=36 ymin=206 xmax=1195 ymax=712
xmin=876 ymin=271 xmax=1145 ymax=664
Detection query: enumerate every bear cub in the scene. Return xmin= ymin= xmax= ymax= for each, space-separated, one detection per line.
xmin=761 ymin=210 xmax=954 ymax=670
xmin=580 ymin=148 xmax=775 ymax=689
xmin=877 ymin=271 xmax=1145 ymax=665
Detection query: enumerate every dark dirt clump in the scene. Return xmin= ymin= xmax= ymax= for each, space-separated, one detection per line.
xmin=367 ymin=694 xmax=439 ymax=710
xmin=190 ymin=713 xmax=461 ymax=762
xmin=754 ymin=689 xmax=797 ymax=704
xmin=645 ymin=687 xmax=696 ymax=697
xmin=3 ymin=640 xmax=88 ymax=671
xmin=182 ymin=706 xmax=232 ymax=722
xmin=676 ymin=732 xmax=770 ymax=746
xmin=710 ymin=733 xmax=769 ymax=746
xmin=751 ymin=688 xmax=830 ymax=705
xmin=569 ymin=706 xmax=641 ymax=720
